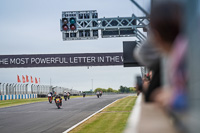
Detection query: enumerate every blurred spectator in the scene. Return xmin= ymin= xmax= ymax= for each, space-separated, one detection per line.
xmin=142 ymin=74 xmax=150 ymax=93
xmin=134 ymin=33 xmax=161 ymax=102
xmin=145 ymin=63 xmax=161 ymax=103
xmin=134 ymin=35 xmax=161 ymax=70
xmin=150 ymin=1 xmax=187 ymax=111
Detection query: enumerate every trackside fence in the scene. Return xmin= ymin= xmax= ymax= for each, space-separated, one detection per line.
xmin=0 ymin=82 xmax=80 ymax=100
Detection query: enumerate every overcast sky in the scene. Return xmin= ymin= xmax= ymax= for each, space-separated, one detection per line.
xmin=0 ymin=0 xmax=150 ymax=91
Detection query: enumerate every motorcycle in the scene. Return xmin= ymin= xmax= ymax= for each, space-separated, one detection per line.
xmin=97 ymin=94 xmax=100 ymax=98
xmin=48 ymin=94 xmax=53 ymax=103
xmin=67 ymin=93 xmax=70 ymax=100
xmin=48 ymin=96 xmax=53 ymax=103
xmin=55 ymin=98 xmax=62 ymax=109
xmin=64 ymin=95 xmax=67 ymax=101
xmin=83 ymin=93 xmax=86 ymax=98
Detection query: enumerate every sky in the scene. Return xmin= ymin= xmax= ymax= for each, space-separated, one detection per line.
xmin=0 ymin=0 xmax=150 ymax=91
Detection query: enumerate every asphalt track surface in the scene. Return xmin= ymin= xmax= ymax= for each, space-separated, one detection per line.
xmin=0 ymin=94 xmax=130 ymax=133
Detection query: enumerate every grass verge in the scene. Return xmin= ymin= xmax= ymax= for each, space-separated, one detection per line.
xmin=69 ymin=96 xmax=137 ymax=133
xmin=0 ymin=95 xmax=86 ymax=108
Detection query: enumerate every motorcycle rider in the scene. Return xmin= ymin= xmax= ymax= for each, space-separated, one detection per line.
xmin=67 ymin=92 xmax=70 ymax=99
xmin=100 ymin=91 xmax=102 ymax=97
xmin=48 ymin=92 xmax=52 ymax=97
xmin=48 ymin=92 xmax=53 ymax=101
xmin=96 ymin=91 xmax=100 ymax=98
xmin=63 ymin=91 xmax=67 ymax=100
xmin=53 ymin=92 xmax=57 ymax=97
xmin=83 ymin=92 xmax=86 ymax=97
xmin=54 ymin=95 xmax=62 ymax=106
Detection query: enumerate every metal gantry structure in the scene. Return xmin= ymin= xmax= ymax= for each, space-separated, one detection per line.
xmin=60 ymin=1 xmax=149 ymax=77
xmin=60 ymin=10 xmax=149 ymax=42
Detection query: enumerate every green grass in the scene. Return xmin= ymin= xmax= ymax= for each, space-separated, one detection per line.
xmin=0 ymin=95 xmax=86 ymax=108
xmin=0 ymin=98 xmax=47 ymax=108
xmin=70 ymin=96 xmax=137 ymax=133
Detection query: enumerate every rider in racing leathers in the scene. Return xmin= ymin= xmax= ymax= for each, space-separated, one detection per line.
xmin=54 ymin=95 xmax=62 ymax=106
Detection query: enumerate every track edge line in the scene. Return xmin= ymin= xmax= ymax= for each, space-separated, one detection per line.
xmin=62 ymin=98 xmax=121 ymax=133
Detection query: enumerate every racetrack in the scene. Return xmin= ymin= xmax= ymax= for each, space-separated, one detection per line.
xmin=0 ymin=94 xmax=130 ymax=133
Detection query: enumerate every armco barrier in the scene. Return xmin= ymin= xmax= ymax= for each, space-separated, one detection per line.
xmin=0 ymin=83 xmax=80 ymax=97
xmin=0 ymin=94 xmax=37 ymax=101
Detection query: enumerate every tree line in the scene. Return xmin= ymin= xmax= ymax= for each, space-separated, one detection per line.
xmin=89 ymin=86 xmax=136 ymax=93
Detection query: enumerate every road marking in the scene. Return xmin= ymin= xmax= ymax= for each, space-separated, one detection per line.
xmin=62 ymin=98 xmax=120 ymax=133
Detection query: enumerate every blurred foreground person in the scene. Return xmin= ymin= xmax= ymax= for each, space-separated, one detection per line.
xmin=134 ymin=33 xmax=161 ymax=102
xmin=150 ymin=1 xmax=187 ymax=111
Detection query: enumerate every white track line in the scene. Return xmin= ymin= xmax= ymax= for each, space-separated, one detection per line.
xmin=62 ymin=99 xmax=120 ymax=133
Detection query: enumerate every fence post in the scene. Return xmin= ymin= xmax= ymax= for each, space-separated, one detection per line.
xmin=25 ymin=84 xmax=28 ymax=94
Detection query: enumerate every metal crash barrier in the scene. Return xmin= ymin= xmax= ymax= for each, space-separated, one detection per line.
xmin=0 ymin=83 xmax=80 ymax=100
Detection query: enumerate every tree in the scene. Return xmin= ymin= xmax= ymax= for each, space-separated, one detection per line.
xmin=125 ymin=87 xmax=130 ymax=93
xmin=102 ymin=89 xmax=107 ymax=92
xmin=107 ymin=88 xmax=114 ymax=92
xmin=94 ymin=88 xmax=108 ymax=93
xmin=119 ymin=86 xmax=136 ymax=93
xmin=113 ymin=90 xmax=118 ymax=93
xmin=130 ymin=87 xmax=136 ymax=92
xmin=94 ymin=88 xmax=102 ymax=92
xmin=119 ymin=86 xmax=126 ymax=93
xmin=94 ymin=87 xmax=118 ymax=93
